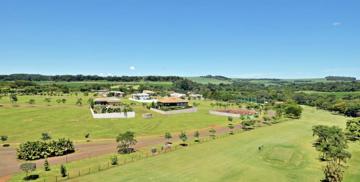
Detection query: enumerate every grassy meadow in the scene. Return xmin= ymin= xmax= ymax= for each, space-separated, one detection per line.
xmin=67 ymin=107 xmax=360 ymax=182
xmin=9 ymin=106 xmax=360 ymax=182
xmin=0 ymin=95 xmax=229 ymax=143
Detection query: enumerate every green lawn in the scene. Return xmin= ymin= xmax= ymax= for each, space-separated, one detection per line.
xmin=58 ymin=107 xmax=359 ymax=182
xmin=0 ymin=95 xmax=228 ymax=143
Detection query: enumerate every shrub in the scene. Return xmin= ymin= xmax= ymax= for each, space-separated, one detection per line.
xmin=110 ymin=155 xmax=118 ymax=165
xmin=41 ymin=133 xmax=51 ymax=141
xmin=151 ymin=147 xmax=157 ymax=155
xmin=44 ymin=157 xmax=50 ymax=171
xmin=60 ymin=164 xmax=67 ymax=177
xmin=20 ymin=163 xmax=36 ymax=180
xmin=17 ymin=139 xmax=75 ymax=160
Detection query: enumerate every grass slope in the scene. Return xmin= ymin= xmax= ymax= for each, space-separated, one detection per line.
xmin=188 ymin=77 xmax=232 ymax=84
xmin=62 ymin=107 xmax=360 ymax=182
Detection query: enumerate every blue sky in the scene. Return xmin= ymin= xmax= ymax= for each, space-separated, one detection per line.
xmin=0 ymin=0 xmax=359 ymax=78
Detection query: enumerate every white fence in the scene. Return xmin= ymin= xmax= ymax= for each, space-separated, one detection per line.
xmin=90 ymin=108 xmax=135 ymax=119
xmin=150 ymin=107 xmax=198 ymax=115
xmin=129 ymin=98 xmax=158 ymax=103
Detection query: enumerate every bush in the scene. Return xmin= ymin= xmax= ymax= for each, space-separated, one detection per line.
xmin=60 ymin=164 xmax=67 ymax=177
xmin=17 ymin=139 xmax=75 ymax=160
xmin=44 ymin=158 xmax=50 ymax=171
xmin=110 ymin=155 xmax=118 ymax=165
xmin=20 ymin=163 xmax=37 ymax=180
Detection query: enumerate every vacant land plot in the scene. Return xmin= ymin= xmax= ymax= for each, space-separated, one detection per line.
xmin=62 ymin=107 xmax=360 ymax=182
xmin=0 ymin=96 xmax=228 ymax=143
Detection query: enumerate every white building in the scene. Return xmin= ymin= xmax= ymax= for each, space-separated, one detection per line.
xmin=129 ymin=93 xmax=157 ymax=103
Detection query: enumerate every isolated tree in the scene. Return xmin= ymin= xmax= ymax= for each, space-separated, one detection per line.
xmin=164 ymin=132 xmax=172 ymax=144
xmin=151 ymin=147 xmax=157 ymax=155
xmin=20 ymin=163 xmax=36 ymax=180
xmin=116 ymin=131 xmax=137 ymax=154
xmin=85 ymin=133 xmax=90 ymax=142
xmin=41 ymin=133 xmax=51 ymax=141
xmin=9 ymin=94 xmax=18 ymax=104
xmin=56 ymin=99 xmax=62 ymax=104
xmin=228 ymin=123 xmax=235 ymax=135
xmin=28 ymin=99 xmax=35 ymax=105
xmin=44 ymin=98 xmax=51 ymax=105
xmin=61 ymin=98 xmax=67 ymax=104
xmin=76 ymin=98 xmax=83 ymax=106
xmin=110 ymin=155 xmax=118 ymax=165
xmin=194 ymin=131 xmax=200 ymax=142
xmin=44 ymin=157 xmax=50 ymax=171
xmin=60 ymin=164 xmax=67 ymax=177
xmin=284 ymin=104 xmax=303 ymax=119
xmin=209 ymin=128 xmax=216 ymax=139
xmin=228 ymin=116 xmax=233 ymax=122
xmin=1 ymin=135 xmax=8 ymax=146
xmin=179 ymin=131 xmax=188 ymax=145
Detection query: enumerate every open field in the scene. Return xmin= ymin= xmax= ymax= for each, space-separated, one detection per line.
xmin=0 ymin=96 xmax=230 ymax=143
xmin=66 ymin=107 xmax=360 ymax=182
xmin=188 ymin=77 xmax=233 ymax=85
xmin=8 ymin=107 xmax=360 ymax=182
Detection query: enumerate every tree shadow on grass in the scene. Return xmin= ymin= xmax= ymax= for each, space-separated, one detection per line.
xmin=24 ymin=175 xmax=39 ymax=181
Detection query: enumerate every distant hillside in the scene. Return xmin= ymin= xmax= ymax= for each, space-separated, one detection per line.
xmin=188 ymin=76 xmax=233 ymax=84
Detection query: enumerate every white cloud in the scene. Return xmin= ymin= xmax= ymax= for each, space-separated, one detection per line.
xmin=129 ymin=66 xmax=136 ymax=71
xmin=332 ymin=22 xmax=342 ymax=27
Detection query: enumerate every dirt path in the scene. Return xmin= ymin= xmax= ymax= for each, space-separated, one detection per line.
xmin=0 ymin=124 xmax=238 ymax=181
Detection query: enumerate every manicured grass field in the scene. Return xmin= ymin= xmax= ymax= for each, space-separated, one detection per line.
xmin=59 ymin=107 xmax=359 ymax=182
xmin=0 ymin=95 xmax=228 ymax=143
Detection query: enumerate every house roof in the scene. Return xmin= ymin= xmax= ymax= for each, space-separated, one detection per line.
xmin=158 ymin=97 xmax=188 ymax=103
xmin=94 ymin=97 xmax=121 ymax=103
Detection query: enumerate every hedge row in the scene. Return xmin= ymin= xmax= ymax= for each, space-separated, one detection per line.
xmin=17 ymin=138 xmax=75 ymax=160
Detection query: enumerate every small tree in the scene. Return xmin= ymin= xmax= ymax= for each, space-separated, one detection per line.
xmin=41 ymin=133 xmax=51 ymax=141
xmin=228 ymin=123 xmax=235 ymax=135
xmin=209 ymin=128 xmax=216 ymax=139
xmin=20 ymin=163 xmax=36 ymax=180
xmin=28 ymin=99 xmax=35 ymax=105
xmin=60 ymin=164 xmax=67 ymax=177
xmin=179 ymin=131 xmax=188 ymax=146
xmin=164 ymin=132 xmax=172 ymax=144
xmin=44 ymin=98 xmax=51 ymax=106
xmin=9 ymin=94 xmax=18 ymax=104
xmin=61 ymin=98 xmax=67 ymax=104
xmin=110 ymin=155 xmax=118 ymax=165
xmin=1 ymin=135 xmax=8 ymax=144
xmin=228 ymin=116 xmax=233 ymax=122
xmin=56 ymin=99 xmax=62 ymax=104
xmin=194 ymin=131 xmax=200 ymax=142
xmin=116 ymin=131 xmax=137 ymax=154
xmin=151 ymin=147 xmax=157 ymax=155
xmin=76 ymin=98 xmax=83 ymax=106
xmin=44 ymin=157 xmax=50 ymax=171
xmin=85 ymin=133 xmax=90 ymax=142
